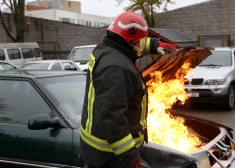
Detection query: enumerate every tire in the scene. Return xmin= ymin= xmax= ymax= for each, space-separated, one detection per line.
xmin=223 ymin=85 xmax=235 ymax=111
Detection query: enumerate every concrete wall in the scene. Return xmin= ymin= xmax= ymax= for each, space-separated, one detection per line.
xmin=158 ymin=0 xmax=235 ymax=46
xmin=0 ymin=13 xmax=106 ymax=59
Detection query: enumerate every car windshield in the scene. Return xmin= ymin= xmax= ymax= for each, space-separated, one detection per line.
xmin=198 ymin=50 xmax=232 ymax=67
xmin=38 ymin=75 xmax=86 ymax=126
xmin=68 ymin=47 xmax=95 ymax=62
xmin=19 ymin=63 xmax=50 ymax=70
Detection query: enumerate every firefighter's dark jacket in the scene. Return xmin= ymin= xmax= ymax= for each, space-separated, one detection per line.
xmin=80 ymin=36 xmax=159 ymax=167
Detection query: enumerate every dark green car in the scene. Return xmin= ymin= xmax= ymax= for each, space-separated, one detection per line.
xmin=1 ymin=70 xmax=235 ymax=168
xmin=0 ymin=70 xmax=86 ymax=168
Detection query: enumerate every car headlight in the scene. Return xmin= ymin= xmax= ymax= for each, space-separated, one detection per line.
xmin=205 ymin=79 xmax=226 ymax=85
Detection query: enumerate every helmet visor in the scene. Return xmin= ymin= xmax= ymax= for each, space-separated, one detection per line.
xmin=131 ymin=38 xmax=148 ymax=57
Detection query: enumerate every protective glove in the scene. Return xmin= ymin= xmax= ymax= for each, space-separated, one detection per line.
xmin=129 ymin=159 xmax=141 ymax=168
xmin=157 ymin=42 xmax=177 ymax=55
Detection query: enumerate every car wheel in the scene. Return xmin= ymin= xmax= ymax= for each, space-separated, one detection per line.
xmin=224 ymin=85 xmax=235 ymax=111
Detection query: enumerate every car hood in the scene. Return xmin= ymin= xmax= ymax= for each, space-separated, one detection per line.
xmin=184 ymin=66 xmax=233 ymax=79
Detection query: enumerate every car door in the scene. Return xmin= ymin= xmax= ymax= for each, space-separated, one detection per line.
xmin=0 ymin=78 xmax=74 ymax=167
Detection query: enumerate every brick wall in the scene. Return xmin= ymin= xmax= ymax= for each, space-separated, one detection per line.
xmin=158 ymin=0 xmax=235 ymax=46
xmin=0 ymin=13 xmax=106 ymax=58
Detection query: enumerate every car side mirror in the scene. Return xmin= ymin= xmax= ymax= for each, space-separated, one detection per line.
xmin=28 ymin=114 xmax=61 ymax=130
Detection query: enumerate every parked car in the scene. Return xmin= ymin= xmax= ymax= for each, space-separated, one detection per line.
xmin=67 ymin=45 xmax=96 ymax=71
xmin=0 ymin=69 xmax=235 ymax=168
xmin=18 ymin=60 xmax=80 ymax=71
xmin=0 ymin=42 xmax=42 ymax=67
xmin=0 ymin=61 xmax=17 ymax=70
xmin=184 ymin=47 xmax=235 ymax=110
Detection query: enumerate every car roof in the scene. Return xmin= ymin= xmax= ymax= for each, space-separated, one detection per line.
xmin=73 ymin=45 xmax=96 ymax=49
xmin=0 ymin=70 xmax=86 ymax=79
xmin=24 ymin=60 xmax=75 ymax=64
xmin=0 ymin=42 xmax=39 ymax=49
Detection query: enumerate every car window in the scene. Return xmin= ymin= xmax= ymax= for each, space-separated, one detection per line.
xmin=7 ymin=49 xmax=21 ymax=60
xmin=33 ymin=48 xmax=41 ymax=57
xmin=199 ymin=50 xmax=232 ymax=67
xmin=0 ymin=49 xmax=5 ymax=61
xmin=0 ymin=62 xmax=16 ymax=70
xmin=18 ymin=63 xmax=50 ymax=70
xmin=62 ymin=62 xmax=77 ymax=70
xmin=21 ymin=48 xmax=34 ymax=58
xmin=51 ymin=63 xmax=62 ymax=70
xmin=38 ymin=75 xmax=86 ymax=125
xmin=68 ymin=47 xmax=94 ymax=62
xmin=0 ymin=80 xmax=51 ymax=124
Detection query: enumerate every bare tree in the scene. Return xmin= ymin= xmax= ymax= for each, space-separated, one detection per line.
xmin=0 ymin=0 xmax=26 ymax=42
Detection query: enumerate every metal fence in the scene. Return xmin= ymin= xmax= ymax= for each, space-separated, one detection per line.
xmin=37 ymin=42 xmax=62 ymax=59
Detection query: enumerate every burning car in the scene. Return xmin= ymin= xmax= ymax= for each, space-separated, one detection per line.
xmin=140 ymin=47 xmax=235 ymax=168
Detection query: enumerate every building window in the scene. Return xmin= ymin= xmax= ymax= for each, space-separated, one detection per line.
xmin=70 ymin=19 xmax=75 ymax=23
xmin=93 ymin=22 xmax=101 ymax=27
xmin=62 ymin=18 xmax=71 ymax=23
xmin=68 ymin=1 xmax=71 ymax=9
xmin=59 ymin=17 xmax=73 ymax=23
xmin=86 ymin=21 xmax=92 ymax=26
xmin=77 ymin=20 xmax=86 ymax=25
xmin=100 ymin=23 xmax=107 ymax=27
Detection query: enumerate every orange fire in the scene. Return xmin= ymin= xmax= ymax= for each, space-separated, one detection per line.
xmin=147 ymin=62 xmax=201 ymax=153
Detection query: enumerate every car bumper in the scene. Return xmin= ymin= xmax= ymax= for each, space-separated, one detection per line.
xmin=184 ymin=85 xmax=229 ymax=103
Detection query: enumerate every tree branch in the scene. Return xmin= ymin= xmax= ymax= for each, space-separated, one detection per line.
xmin=0 ymin=10 xmax=16 ymax=42
xmin=2 ymin=0 xmax=11 ymax=10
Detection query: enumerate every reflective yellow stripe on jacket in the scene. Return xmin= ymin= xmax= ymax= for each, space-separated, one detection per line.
xmin=85 ymin=53 xmax=96 ymax=134
xmin=81 ymin=126 xmax=143 ymax=155
xmin=140 ymin=83 xmax=147 ymax=131
xmin=142 ymin=38 xmax=151 ymax=54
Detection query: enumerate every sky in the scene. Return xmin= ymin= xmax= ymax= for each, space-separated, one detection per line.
xmin=24 ymin=0 xmax=210 ymax=17
xmin=77 ymin=0 xmax=210 ymax=17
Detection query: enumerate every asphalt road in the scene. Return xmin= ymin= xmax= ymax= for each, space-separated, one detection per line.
xmin=171 ymin=103 xmax=235 ymax=133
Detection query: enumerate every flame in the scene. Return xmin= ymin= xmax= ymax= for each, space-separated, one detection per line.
xmin=147 ymin=62 xmax=201 ymax=153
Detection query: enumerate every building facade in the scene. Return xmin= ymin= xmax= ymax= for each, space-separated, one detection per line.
xmin=25 ymin=0 xmax=113 ymax=28
xmin=28 ymin=0 xmax=81 ymax=13
xmin=25 ymin=9 xmax=113 ymax=27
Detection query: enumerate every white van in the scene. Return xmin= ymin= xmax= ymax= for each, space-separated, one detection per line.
xmin=0 ymin=42 xmax=42 ymax=67
xmin=67 ymin=45 xmax=96 ymax=71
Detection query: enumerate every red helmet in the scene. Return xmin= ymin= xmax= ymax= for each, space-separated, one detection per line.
xmin=107 ymin=11 xmax=149 ymax=44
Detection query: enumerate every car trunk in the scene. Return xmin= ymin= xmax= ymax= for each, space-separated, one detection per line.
xmin=140 ymin=49 xmax=235 ymax=168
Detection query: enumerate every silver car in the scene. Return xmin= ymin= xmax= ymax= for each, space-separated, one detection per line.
xmin=18 ymin=60 xmax=80 ymax=71
xmin=184 ymin=47 xmax=235 ymax=110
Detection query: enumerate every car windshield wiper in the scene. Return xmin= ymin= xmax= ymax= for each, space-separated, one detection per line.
xmin=198 ymin=64 xmax=222 ymax=67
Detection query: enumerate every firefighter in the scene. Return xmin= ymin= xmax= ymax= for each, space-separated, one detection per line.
xmin=80 ymin=11 xmax=177 ymax=168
